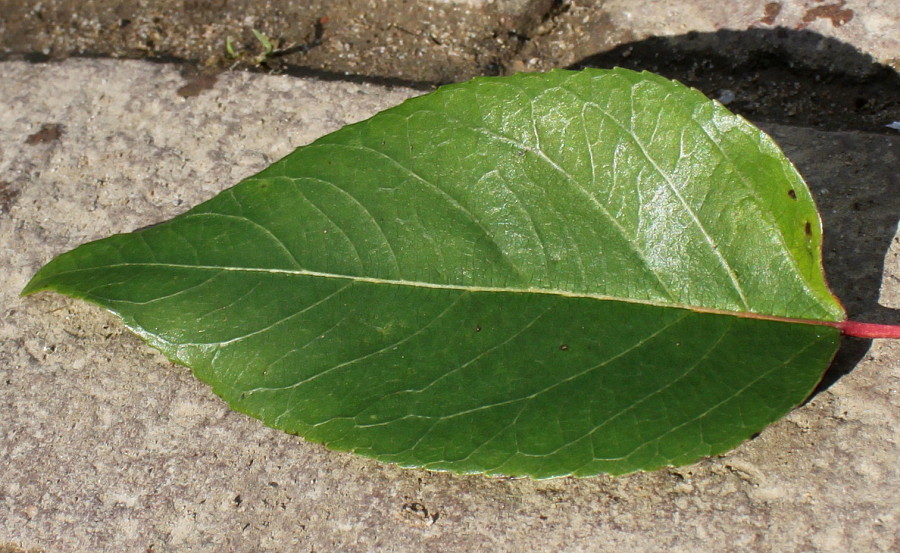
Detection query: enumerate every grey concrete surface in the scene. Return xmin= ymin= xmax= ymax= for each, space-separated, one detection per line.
xmin=517 ymin=0 xmax=900 ymax=74
xmin=1 ymin=58 xmax=898 ymax=553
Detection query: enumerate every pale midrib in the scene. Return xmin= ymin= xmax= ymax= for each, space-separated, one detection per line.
xmin=51 ymin=261 xmax=841 ymax=325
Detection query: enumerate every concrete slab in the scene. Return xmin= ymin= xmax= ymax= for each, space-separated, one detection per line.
xmin=1 ymin=59 xmax=898 ymax=553
xmin=517 ymin=0 xmax=900 ymax=73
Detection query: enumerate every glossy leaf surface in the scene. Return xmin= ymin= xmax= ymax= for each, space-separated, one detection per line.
xmin=25 ymin=68 xmax=844 ymax=477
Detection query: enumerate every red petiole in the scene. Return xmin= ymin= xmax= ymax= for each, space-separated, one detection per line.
xmin=825 ymin=320 xmax=900 ymax=339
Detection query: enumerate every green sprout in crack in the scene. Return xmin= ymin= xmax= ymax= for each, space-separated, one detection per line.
xmin=223 ymin=29 xmax=277 ymax=66
xmin=251 ymin=29 xmax=274 ymax=57
xmin=225 ymin=36 xmax=236 ymax=58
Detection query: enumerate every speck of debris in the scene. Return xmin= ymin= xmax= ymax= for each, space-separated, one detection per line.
xmin=177 ymin=73 xmax=219 ymax=98
xmin=802 ymin=2 xmax=854 ymax=27
xmin=717 ymin=89 xmax=736 ymax=105
xmin=25 ymin=123 xmax=64 ymax=144
xmin=760 ymin=2 xmax=782 ymax=25
xmin=398 ymin=501 xmax=438 ymax=527
xmin=0 ymin=182 xmax=19 ymax=215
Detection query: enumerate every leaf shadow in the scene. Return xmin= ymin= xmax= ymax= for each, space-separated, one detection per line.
xmin=570 ymin=27 xmax=900 ymax=395
xmin=568 ymin=27 xmax=899 ymax=134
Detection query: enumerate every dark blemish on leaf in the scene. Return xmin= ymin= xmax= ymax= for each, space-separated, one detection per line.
xmin=475 ymin=325 xmax=482 ymax=332
xmin=0 ymin=182 xmax=19 ymax=216
xmin=804 ymin=221 xmax=812 ymax=236
xmin=518 ymin=149 xmax=527 ymax=156
xmin=560 ymin=344 xmax=569 ymax=351
xmin=801 ymin=1 xmax=853 ymax=27
xmin=787 ymin=189 xmax=797 ymax=199
xmin=25 ymin=123 xmax=64 ymax=144
xmin=177 ymin=73 xmax=219 ymax=98
xmin=760 ymin=2 xmax=781 ymax=25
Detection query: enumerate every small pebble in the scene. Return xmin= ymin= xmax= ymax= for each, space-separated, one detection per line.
xmin=717 ymin=89 xmax=736 ymax=105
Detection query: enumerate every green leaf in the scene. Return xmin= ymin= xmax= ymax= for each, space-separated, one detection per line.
xmin=24 ymin=68 xmax=846 ymax=478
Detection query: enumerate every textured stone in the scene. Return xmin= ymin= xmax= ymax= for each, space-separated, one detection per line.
xmin=518 ymin=0 xmax=900 ymax=73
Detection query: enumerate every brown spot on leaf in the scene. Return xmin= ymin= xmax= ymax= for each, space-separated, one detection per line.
xmin=802 ymin=1 xmax=853 ymax=27
xmin=177 ymin=73 xmax=218 ymax=98
xmin=788 ymin=189 xmax=797 ymax=199
xmin=805 ymin=221 xmax=812 ymax=236
xmin=0 ymin=182 xmax=19 ymax=215
xmin=761 ymin=2 xmax=781 ymax=25
xmin=25 ymin=123 xmax=63 ymax=144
